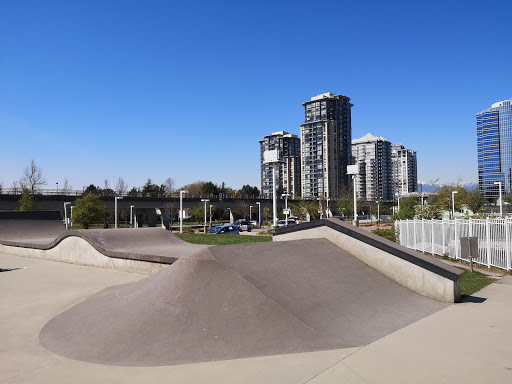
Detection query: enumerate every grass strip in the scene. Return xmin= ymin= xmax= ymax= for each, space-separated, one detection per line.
xmin=459 ymin=268 xmax=495 ymax=298
xmin=176 ymin=233 xmax=272 ymax=245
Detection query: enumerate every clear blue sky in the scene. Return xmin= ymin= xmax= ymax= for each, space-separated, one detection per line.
xmin=1 ymin=0 xmax=511 ymax=191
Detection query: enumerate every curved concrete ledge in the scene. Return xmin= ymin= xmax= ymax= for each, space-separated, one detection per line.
xmin=0 ymin=228 xmax=209 ymax=274
xmin=0 ymin=237 xmax=166 ymax=274
xmin=274 ymin=219 xmax=464 ymax=302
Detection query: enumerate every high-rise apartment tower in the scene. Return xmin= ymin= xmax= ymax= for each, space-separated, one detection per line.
xmin=300 ymin=92 xmax=353 ymax=199
xmin=477 ymin=99 xmax=512 ymax=199
xmin=351 ymin=133 xmax=393 ymax=201
xmin=391 ymin=144 xmax=418 ymax=196
xmin=260 ymin=131 xmax=301 ymax=198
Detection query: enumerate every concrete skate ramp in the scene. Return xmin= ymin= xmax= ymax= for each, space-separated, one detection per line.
xmin=0 ymin=211 xmax=65 ymax=244
xmin=40 ymin=238 xmax=448 ymax=366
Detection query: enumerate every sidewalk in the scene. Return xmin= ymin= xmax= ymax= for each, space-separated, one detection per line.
xmin=1 ymin=252 xmax=511 ymax=383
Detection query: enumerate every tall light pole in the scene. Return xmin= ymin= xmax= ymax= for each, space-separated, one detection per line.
xmin=250 ymin=205 xmax=253 ymax=221
xmin=494 ymin=181 xmax=503 ymax=216
xmin=347 ymin=165 xmax=359 ymax=226
xmin=70 ymin=205 xmax=74 ymax=230
xmin=130 ymin=205 xmax=135 ymax=228
xmin=210 ymin=204 xmax=214 ymax=228
xmin=56 ymin=182 xmax=59 ymax=195
xmin=326 ymin=197 xmax=330 ymax=218
xmin=256 ymin=202 xmax=261 ymax=227
xmin=377 ymin=200 xmax=380 ymax=228
xmin=263 ymin=149 xmax=283 ymax=227
xmin=115 ymin=196 xmax=123 ymax=229
xmin=452 ymin=190 xmax=458 ymax=219
xmin=227 ymin=207 xmax=231 ymax=223
xmin=180 ymin=190 xmax=188 ymax=234
xmin=201 ymin=199 xmax=210 ymax=234
xmin=317 ymin=197 xmax=323 ymax=220
xmin=64 ymin=202 xmax=71 ymax=230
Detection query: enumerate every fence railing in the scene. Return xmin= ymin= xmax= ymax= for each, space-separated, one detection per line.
xmin=395 ymin=218 xmax=512 ymax=271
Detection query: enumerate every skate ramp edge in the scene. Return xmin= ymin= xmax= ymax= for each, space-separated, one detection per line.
xmin=0 ymin=231 xmax=177 ymax=275
xmin=274 ymin=218 xmax=463 ymax=302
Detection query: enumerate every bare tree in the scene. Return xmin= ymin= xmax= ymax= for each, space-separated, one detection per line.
xmin=11 ymin=180 xmax=19 ymax=194
xmin=163 ymin=177 xmax=175 ymax=196
xmin=20 ymin=160 xmax=46 ymax=193
xmin=0 ymin=182 xmax=3 ymax=194
xmin=104 ymin=178 xmax=110 ymax=191
xmin=62 ymin=178 xmax=72 ymax=194
xmin=115 ymin=177 xmax=128 ymax=196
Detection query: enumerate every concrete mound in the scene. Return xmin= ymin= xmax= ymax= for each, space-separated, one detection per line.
xmin=40 ymin=239 xmax=448 ymax=366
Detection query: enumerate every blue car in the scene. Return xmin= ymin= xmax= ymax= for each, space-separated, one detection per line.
xmin=206 ymin=225 xmax=240 ymax=235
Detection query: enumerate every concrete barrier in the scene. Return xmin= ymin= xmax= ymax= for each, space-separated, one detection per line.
xmin=273 ymin=219 xmax=463 ymax=303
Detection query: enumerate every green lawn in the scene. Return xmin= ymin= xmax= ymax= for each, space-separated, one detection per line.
xmin=176 ymin=233 xmax=273 ymax=245
xmin=459 ymin=269 xmax=495 ymax=298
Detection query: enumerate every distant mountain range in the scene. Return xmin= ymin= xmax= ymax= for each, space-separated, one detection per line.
xmin=417 ymin=181 xmax=478 ymax=193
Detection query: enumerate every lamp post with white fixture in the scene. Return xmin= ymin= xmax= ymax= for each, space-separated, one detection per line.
xmin=180 ymin=190 xmax=188 ymax=234
xmin=282 ymin=194 xmax=291 ymax=224
xmin=256 ymin=202 xmax=261 ymax=227
xmin=115 ymin=196 xmax=123 ymax=229
xmin=452 ymin=190 xmax=458 ymax=219
xmin=201 ymin=199 xmax=210 ymax=234
xmin=130 ymin=205 xmax=135 ymax=228
xmin=64 ymin=202 xmax=71 ymax=230
xmin=494 ymin=181 xmax=503 ymax=216
xmin=347 ymin=165 xmax=359 ymax=226
xmin=210 ymin=204 xmax=214 ymax=228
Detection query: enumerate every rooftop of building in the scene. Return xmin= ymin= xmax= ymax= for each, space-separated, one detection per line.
xmin=259 ymin=131 xmax=299 ymax=142
xmin=302 ymin=92 xmax=352 ymax=106
xmin=352 ymin=133 xmax=390 ymax=145
xmin=491 ymin=98 xmax=512 ymax=109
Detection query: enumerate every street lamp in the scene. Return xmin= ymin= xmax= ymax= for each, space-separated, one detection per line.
xmin=179 ymin=190 xmax=188 ymax=234
xmin=250 ymin=205 xmax=253 ymax=221
xmin=317 ymin=197 xmax=323 ymax=220
xmin=452 ymin=191 xmax=458 ymax=219
xmin=210 ymin=204 xmax=214 ymax=228
xmin=56 ymin=182 xmax=59 ymax=195
xmin=130 ymin=205 xmax=135 ymax=228
xmin=282 ymin=194 xmax=291 ymax=224
xmin=263 ymin=149 xmax=283 ymax=227
xmin=70 ymin=205 xmax=74 ymax=230
xmin=64 ymin=202 xmax=71 ymax=230
xmin=494 ymin=181 xmax=503 ymax=216
xmin=256 ymin=202 xmax=261 ymax=227
xmin=227 ymin=207 xmax=231 ymax=223
xmin=377 ymin=200 xmax=380 ymax=228
xmin=326 ymin=197 xmax=330 ymax=218
xmin=347 ymin=165 xmax=359 ymax=226
xmin=115 ymin=196 xmax=123 ymax=229
xmin=201 ymin=199 xmax=210 ymax=234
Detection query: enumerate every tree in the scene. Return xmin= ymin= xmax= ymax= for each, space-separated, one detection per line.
xmin=181 ymin=181 xmax=205 ymax=196
xmin=162 ymin=177 xmax=175 ymax=196
xmin=392 ymin=196 xmax=417 ymax=220
xmin=11 ymin=180 xmax=20 ymax=194
xmin=142 ymin=178 xmax=160 ymax=196
xmin=73 ymin=194 xmax=107 ymax=229
xmin=466 ymin=188 xmax=485 ymax=215
xmin=337 ymin=193 xmax=354 ymax=218
xmin=102 ymin=179 xmax=114 ymax=196
xmin=127 ymin=187 xmax=139 ymax=197
xmin=201 ymin=181 xmax=219 ymax=195
xmin=415 ymin=204 xmax=442 ymax=220
xmin=115 ymin=177 xmax=128 ymax=196
xmin=84 ymin=184 xmax=100 ymax=195
xmin=232 ymin=200 xmax=250 ymax=219
xmin=239 ymin=185 xmax=260 ymax=196
xmin=18 ymin=189 xmax=37 ymax=211
xmin=62 ymin=178 xmax=72 ymax=194
xmin=20 ymin=160 xmax=46 ymax=193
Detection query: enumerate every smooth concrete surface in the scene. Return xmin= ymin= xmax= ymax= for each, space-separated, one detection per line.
xmin=39 ymin=239 xmax=446 ymax=366
xmin=274 ymin=220 xmax=462 ymax=302
xmin=2 ymin=252 xmax=511 ymax=383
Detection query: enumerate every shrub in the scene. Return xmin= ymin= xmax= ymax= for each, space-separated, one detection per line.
xmin=372 ymin=226 xmax=397 ymax=242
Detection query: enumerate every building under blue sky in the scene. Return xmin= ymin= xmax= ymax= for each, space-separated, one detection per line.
xmin=1 ymin=0 xmax=511 ymax=191
xmin=477 ymin=99 xmax=512 ymax=199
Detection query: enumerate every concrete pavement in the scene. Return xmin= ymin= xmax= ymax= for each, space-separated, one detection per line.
xmin=2 ymin=252 xmax=512 ymax=383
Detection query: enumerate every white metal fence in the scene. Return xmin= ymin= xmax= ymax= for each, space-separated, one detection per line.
xmin=395 ymin=218 xmax=512 ymax=270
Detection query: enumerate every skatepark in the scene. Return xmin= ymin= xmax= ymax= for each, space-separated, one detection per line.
xmin=1 ymin=212 xmax=512 ymax=382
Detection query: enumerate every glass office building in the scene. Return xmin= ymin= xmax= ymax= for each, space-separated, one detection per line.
xmin=477 ymin=99 xmax=512 ymax=199
xmin=300 ymin=92 xmax=353 ymax=199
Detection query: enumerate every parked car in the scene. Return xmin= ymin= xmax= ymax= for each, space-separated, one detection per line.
xmin=249 ymin=220 xmax=258 ymax=227
xmin=206 ymin=225 xmax=240 ymax=235
xmin=234 ymin=220 xmax=253 ymax=232
xmin=277 ymin=219 xmax=297 ymax=227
